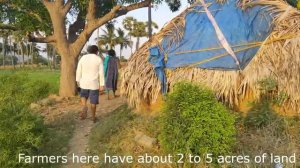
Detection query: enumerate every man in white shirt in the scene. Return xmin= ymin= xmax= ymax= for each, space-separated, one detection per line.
xmin=76 ymin=45 xmax=105 ymax=123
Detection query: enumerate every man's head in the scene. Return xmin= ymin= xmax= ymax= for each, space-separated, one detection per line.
xmin=108 ymin=49 xmax=116 ymax=57
xmin=87 ymin=45 xmax=99 ymax=54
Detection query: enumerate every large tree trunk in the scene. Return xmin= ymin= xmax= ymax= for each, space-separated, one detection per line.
xmin=59 ymin=54 xmax=77 ymax=96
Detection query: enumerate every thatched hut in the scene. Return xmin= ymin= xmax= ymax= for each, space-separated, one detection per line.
xmin=121 ymin=0 xmax=300 ymax=115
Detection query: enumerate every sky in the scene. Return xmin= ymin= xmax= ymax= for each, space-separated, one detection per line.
xmin=85 ymin=1 xmax=190 ymax=59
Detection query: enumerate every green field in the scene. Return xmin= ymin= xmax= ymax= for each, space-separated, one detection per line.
xmin=0 ymin=69 xmax=76 ymax=168
xmin=0 ymin=69 xmax=60 ymax=94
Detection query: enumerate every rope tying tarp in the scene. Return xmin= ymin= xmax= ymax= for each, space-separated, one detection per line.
xmin=187 ymin=33 xmax=300 ymax=67
xmin=171 ymin=33 xmax=299 ymax=56
xmin=198 ymin=0 xmax=241 ymax=66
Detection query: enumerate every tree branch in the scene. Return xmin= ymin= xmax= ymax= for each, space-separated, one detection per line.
xmin=27 ymin=33 xmax=56 ymax=43
xmin=41 ymin=0 xmax=51 ymax=8
xmin=94 ymin=0 xmax=151 ymax=27
xmin=86 ymin=0 xmax=96 ymax=22
xmin=56 ymin=0 xmax=64 ymax=6
xmin=62 ymin=0 xmax=72 ymax=16
xmin=117 ymin=0 xmax=151 ymax=16
xmin=71 ymin=0 xmax=151 ymax=57
xmin=68 ymin=12 xmax=85 ymax=43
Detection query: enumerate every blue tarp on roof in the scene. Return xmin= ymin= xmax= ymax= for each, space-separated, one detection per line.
xmin=148 ymin=0 xmax=273 ymax=93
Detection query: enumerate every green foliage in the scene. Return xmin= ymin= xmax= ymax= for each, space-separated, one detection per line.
xmin=123 ymin=17 xmax=158 ymax=38
xmin=244 ymin=100 xmax=284 ymax=131
xmin=159 ymin=82 xmax=236 ymax=160
xmin=0 ymin=74 xmax=50 ymax=167
xmin=0 ymin=74 xmax=50 ymax=105
xmin=0 ymin=0 xmax=51 ymax=34
xmin=257 ymin=77 xmax=277 ymax=92
xmin=244 ymin=77 xmax=285 ymax=132
xmin=257 ymin=77 xmax=288 ymax=105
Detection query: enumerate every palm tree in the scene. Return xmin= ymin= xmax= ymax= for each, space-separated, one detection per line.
xmin=131 ymin=21 xmax=159 ymax=51
xmin=145 ymin=21 xmax=158 ymax=34
xmin=116 ymin=28 xmax=131 ymax=58
xmin=97 ymin=22 xmax=118 ymax=50
xmin=131 ymin=21 xmax=147 ymax=51
xmin=123 ymin=17 xmax=137 ymax=55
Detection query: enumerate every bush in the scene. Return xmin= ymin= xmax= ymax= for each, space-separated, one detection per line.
xmin=159 ymin=82 xmax=236 ymax=161
xmin=0 ymin=74 xmax=50 ymax=167
xmin=244 ymin=77 xmax=285 ymax=131
xmin=244 ymin=100 xmax=285 ymax=131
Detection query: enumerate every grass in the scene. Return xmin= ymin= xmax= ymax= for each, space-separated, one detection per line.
xmin=36 ymin=112 xmax=76 ymax=168
xmin=89 ymin=105 xmax=136 ymax=154
xmin=88 ymin=105 xmax=170 ymax=168
xmin=0 ymin=69 xmax=75 ymax=168
xmin=234 ymin=117 xmax=300 ymax=168
xmin=0 ymin=68 xmax=60 ymax=94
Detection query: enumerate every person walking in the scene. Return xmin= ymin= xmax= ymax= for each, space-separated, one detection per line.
xmin=76 ymin=45 xmax=105 ymax=123
xmin=105 ymin=49 xmax=119 ymax=99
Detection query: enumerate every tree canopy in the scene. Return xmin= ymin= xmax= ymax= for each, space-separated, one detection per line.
xmin=0 ymin=0 xmax=190 ymax=40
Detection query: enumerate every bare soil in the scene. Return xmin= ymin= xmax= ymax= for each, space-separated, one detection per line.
xmin=40 ymin=94 xmax=125 ymax=168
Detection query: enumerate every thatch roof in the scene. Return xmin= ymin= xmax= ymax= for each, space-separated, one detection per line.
xmin=121 ymin=0 xmax=300 ymax=115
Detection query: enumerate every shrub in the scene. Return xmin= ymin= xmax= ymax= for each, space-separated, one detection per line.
xmin=0 ymin=74 xmax=50 ymax=167
xmin=244 ymin=100 xmax=285 ymax=131
xmin=159 ymin=82 xmax=236 ymax=161
xmin=244 ymin=77 xmax=285 ymax=131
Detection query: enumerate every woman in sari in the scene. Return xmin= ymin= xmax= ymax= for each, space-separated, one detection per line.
xmin=105 ymin=49 xmax=119 ymax=99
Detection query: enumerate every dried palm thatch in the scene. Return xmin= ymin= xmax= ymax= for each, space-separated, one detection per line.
xmin=121 ymin=0 xmax=300 ymax=115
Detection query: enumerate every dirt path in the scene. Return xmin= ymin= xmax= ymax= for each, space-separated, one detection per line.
xmin=41 ymin=94 xmax=125 ymax=168
xmin=64 ymin=95 xmax=125 ymax=168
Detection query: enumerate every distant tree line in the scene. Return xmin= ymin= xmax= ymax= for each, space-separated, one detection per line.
xmin=0 ymin=31 xmax=60 ymax=69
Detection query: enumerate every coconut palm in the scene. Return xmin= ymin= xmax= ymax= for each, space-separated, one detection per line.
xmin=116 ymin=28 xmax=131 ymax=58
xmin=123 ymin=17 xmax=137 ymax=55
xmin=145 ymin=21 xmax=158 ymax=34
xmin=131 ymin=20 xmax=159 ymax=51
xmin=130 ymin=21 xmax=147 ymax=51
xmin=97 ymin=23 xmax=118 ymax=50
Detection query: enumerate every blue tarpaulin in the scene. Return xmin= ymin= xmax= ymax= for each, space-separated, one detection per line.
xmin=148 ymin=0 xmax=273 ymax=93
